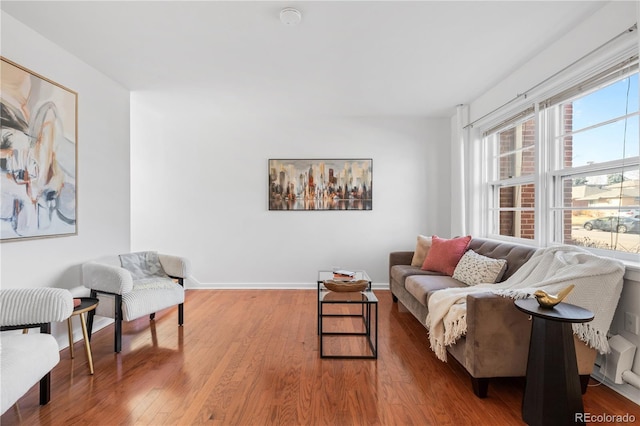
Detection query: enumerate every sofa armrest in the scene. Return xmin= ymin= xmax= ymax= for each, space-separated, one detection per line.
xmin=463 ymin=292 xmax=532 ymax=377
xmin=389 ymin=251 xmax=414 ymax=285
xmin=159 ymin=254 xmax=192 ymax=279
xmin=390 ymin=251 xmax=414 ymax=268
xmin=82 ymin=261 xmax=133 ymax=295
xmin=0 ymin=288 xmax=73 ymax=327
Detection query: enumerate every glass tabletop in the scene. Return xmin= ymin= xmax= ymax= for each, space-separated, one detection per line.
xmin=319 ymin=288 xmax=377 ymax=303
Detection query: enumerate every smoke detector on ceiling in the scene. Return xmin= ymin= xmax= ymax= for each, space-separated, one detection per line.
xmin=280 ymin=8 xmax=302 ymax=25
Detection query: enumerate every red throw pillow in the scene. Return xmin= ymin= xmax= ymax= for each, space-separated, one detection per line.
xmin=421 ymin=235 xmax=472 ymax=276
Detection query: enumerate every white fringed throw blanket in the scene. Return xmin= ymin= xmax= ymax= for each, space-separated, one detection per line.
xmin=425 ymin=245 xmax=625 ymax=362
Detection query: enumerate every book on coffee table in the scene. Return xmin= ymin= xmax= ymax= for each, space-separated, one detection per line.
xmin=332 ymin=269 xmax=355 ymax=279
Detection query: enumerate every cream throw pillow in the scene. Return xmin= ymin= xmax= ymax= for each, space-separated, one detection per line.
xmin=452 ymin=249 xmax=507 ymax=286
xmin=410 ymin=235 xmax=432 ymax=267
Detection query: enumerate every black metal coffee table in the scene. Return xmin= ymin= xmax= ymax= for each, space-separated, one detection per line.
xmin=318 ymin=284 xmax=378 ymax=359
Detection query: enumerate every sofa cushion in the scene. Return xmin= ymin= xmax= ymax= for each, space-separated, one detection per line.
xmin=421 ymin=235 xmax=472 ymax=276
xmin=410 ymin=235 xmax=432 ymax=267
xmin=94 ymin=281 xmax=185 ymax=322
xmin=468 ymin=238 xmax=537 ymax=282
xmin=452 ymin=249 xmax=507 ymax=286
xmin=124 ymin=283 xmax=184 ymax=321
xmin=391 ymin=264 xmax=443 ymax=286
xmin=405 ymin=274 xmax=466 ymax=307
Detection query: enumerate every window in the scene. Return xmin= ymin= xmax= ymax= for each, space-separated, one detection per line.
xmin=486 ymin=116 xmax=536 ymax=239
xmin=480 ymin=58 xmax=639 ymax=260
xmin=550 ymin=71 xmax=639 ymax=257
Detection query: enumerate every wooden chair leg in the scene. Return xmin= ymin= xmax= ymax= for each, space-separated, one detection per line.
xmin=67 ymin=317 xmax=75 ymax=359
xmin=79 ymin=313 xmax=95 ymax=375
xmin=150 ymin=313 xmax=156 ymax=320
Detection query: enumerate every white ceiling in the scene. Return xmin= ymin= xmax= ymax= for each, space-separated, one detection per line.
xmin=1 ymin=1 xmax=608 ymax=117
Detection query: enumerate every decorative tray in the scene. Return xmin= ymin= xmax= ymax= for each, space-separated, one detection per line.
xmin=323 ymin=279 xmax=369 ymax=292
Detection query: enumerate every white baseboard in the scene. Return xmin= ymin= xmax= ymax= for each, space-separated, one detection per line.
xmin=187 ymin=282 xmax=390 ymax=290
xmin=184 ymin=273 xmax=390 ymax=290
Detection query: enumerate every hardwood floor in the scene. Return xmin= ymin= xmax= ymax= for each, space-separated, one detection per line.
xmin=2 ymin=290 xmax=639 ymax=425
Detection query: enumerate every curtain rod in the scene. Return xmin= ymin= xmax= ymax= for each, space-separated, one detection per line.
xmin=464 ymin=23 xmax=638 ymax=130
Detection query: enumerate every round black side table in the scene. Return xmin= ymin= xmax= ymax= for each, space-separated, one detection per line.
xmin=515 ymin=298 xmax=594 ymax=426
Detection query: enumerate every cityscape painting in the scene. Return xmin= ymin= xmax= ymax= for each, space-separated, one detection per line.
xmin=269 ymin=159 xmax=373 ymax=211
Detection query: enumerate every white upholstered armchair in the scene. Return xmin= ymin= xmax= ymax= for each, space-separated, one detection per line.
xmin=0 ymin=288 xmax=74 ymax=414
xmin=82 ymin=251 xmax=191 ymax=353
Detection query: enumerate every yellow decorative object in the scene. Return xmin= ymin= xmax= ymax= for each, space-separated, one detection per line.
xmin=533 ymin=284 xmax=575 ymax=308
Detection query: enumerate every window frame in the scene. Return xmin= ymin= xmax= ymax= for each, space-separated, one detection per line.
xmin=485 ymin=114 xmax=538 ymax=243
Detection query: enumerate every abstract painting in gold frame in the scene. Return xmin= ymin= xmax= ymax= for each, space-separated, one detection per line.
xmin=1 ymin=57 xmax=78 ymax=241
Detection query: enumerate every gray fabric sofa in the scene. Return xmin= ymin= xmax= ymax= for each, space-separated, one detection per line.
xmin=389 ymin=237 xmax=597 ymax=398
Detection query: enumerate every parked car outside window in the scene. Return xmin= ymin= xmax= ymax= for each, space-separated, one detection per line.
xmin=583 ymin=216 xmax=640 ymax=234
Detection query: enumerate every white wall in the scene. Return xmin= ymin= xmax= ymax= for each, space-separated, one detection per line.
xmin=131 ymin=94 xmax=450 ymax=287
xmin=0 ymin=12 xmax=131 ymax=344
